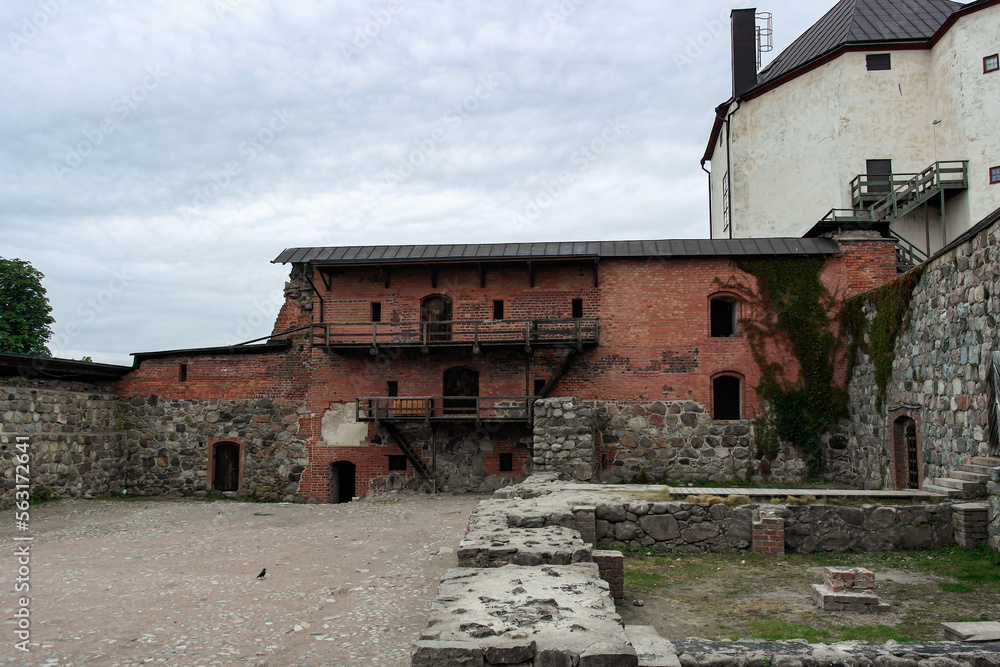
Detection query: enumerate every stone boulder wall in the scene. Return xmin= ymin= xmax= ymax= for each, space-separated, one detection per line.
xmin=595 ymin=400 xmax=806 ymax=484
xmin=121 ymin=395 xmax=309 ymax=502
xmin=594 ymin=499 xmax=954 ymax=554
xmin=531 ymin=397 xmax=596 ymax=481
xmin=1 ymin=377 xmax=128 ymax=505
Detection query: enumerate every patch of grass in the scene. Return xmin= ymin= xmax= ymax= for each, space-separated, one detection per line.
xmin=625 ymin=569 xmax=668 ymax=592
xmin=837 ymin=625 xmax=913 ymax=642
xmin=743 ymin=620 xmax=830 ymax=643
xmin=910 ymin=547 xmax=1000 ymax=584
xmin=939 ymin=582 xmax=974 ymax=593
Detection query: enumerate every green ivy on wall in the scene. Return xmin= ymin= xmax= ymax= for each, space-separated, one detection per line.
xmin=841 ymin=266 xmax=926 ymax=411
xmin=725 ymin=258 xmax=845 ymax=475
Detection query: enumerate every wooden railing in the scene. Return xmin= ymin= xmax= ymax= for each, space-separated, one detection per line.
xmin=314 ymin=318 xmax=599 ymax=351
xmin=355 ymin=396 xmax=533 ymax=423
xmin=850 ymin=161 xmax=968 ymax=216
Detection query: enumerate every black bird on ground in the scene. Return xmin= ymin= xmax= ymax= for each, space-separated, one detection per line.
xmin=256 ymin=568 xmax=267 ymax=579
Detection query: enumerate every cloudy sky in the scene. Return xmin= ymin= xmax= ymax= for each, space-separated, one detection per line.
xmin=1 ymin=0 xmax=831 ymax=365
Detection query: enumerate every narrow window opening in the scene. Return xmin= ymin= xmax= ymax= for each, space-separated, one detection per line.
xmin=710 ymin=297 xmax=737 ymax=337
xmin=866 ymin=53 xmax=891 ymax=71
xmin=990 ymin=166 xmax=1000 ymax=185
xmin=386 ymin=380 xmax=398 ymax=397
xmin=370 ymin=302 xmax=382 ymax=322
xmin=534 ymin=379 xmax=547 ymax=396
xmin=866 ymin=159 xmax=892 ymax=195
xmin=571 ymin=298 xmax=583 ymax=319
xmin=492 ymin=299 xmax=504 ymax=320
xmin=387 ymin=455 xmax=407 ymax=471
xmin=712 ymin=375 xmax=741 ymax=420
xmin=984 ymin=54 xmax=999 ymax=73
xmin=499 ymin=453 xmax=514 ymax=472
xmin=179 ymin=363 xmax=188 ymax=382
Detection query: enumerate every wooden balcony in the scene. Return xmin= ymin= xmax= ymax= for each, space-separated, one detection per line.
xmin=356 ymin=396 xmax=532 ymax=424
xmin=314 ymin=318 xmax=599 ymax=353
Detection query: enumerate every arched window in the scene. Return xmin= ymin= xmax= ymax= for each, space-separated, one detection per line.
xmin=709 ymin=294 xmax=738 ymax=337
xmin=712 ymin=374 xmax=742 ymax=420
xmin=420 ymin=295 xmax=452 ymax=341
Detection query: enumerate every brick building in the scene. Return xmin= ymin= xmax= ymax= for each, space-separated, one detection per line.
xmin=109 ymin=233 xmax=896 ymax=503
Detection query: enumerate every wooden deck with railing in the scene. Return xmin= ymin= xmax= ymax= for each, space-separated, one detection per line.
xmin=356 ymin=396 xmax=533 ymax=423
xmin=315 ymin=318 xmax=599 ymax=352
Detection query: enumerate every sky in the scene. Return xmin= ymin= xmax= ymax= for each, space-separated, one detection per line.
xmin=0 ymin=0 xmax=832 ymax=365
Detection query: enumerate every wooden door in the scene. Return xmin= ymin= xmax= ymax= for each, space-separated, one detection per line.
xmin=421 ymin=295 xmax=452 ymax=342
xmin=212 ymin=442 xmax=239 ymax=491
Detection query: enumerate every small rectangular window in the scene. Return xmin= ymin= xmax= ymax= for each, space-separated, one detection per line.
xmin=370 ymin=302 xmax=382 ymax=322
xmin=386 ymin=380 xmax=398 ymax=397
xmin=499 ymin=453 xmax=514 ymax=472
xmin=985 ymin=54 xmax=999 ymax=73
xmin=534 ymin=379 xmax=547 ymax=396
xmin=492 ymin=299 xmax=504 ymax=320
xmin=179 ymin=363 xmax=187 ymax=382
xmin=866 ymin=159 xmax=892 ymax=195
xmin=387 ymin=455 xmax=407 ymax=471
xmin=990 ymin=166 xmax=1000 ymax=184
xmin=571 ymin=298 xmax=583 ymax=319
xmin=710 ymin=297 xmax=737 ymax=337
xmin=866 ymin=53 xmax=891 ymax=71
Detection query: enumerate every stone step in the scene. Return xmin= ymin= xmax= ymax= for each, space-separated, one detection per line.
xmin=934 ymin=477 xmax=980 ymax=491
xmin=922 ymin=484 xmax=965 ymax=497
xmin=971 ymin=457 xmax=1000 ymax=468
xmin=951 ymin=470 xmax=990 ymax=482
xmin=625 ymin=626 xmax=681 ymax=667
xmin=961 ymin=464 xmax=995 ymax=476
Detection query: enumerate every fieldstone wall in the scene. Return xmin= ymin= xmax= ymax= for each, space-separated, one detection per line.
xmin=843 ymin=214 xmax=1000 ymax=488
xmin=595 ymin=400 xmax=806 ymax=483
xmin=989 ymin=475 xmax=1000 ymax=550
xmin=119 ymin=395 xmax=310 ymax=501
xmin=531 ymin=397 xmax=595 ymax=481
xmin=594 ymin=499 xmax=953 ymax=554
xmin=0 ymin=377 xmax=128 ymax=505
xmin=383 ymin=422 xmax=531 ymax=494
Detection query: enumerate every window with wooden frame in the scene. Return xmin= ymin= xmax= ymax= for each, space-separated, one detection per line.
xmin=990 ymin=165 xmax=1000 ymax=185
xmin=985 ymin=54 xmax=999 ymax=73
xmin=866 ymin=53 xmax=891 ymax=71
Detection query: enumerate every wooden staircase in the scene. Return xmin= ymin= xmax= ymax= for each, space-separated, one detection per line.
xmin=924 ymin=456 xmax=1000 ymax=498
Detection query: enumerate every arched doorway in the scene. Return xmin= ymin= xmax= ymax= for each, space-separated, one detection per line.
xmin=444 ymin=366 xmax=479 ymax=414
xmin=893 ymin=416 xmax=919 ymax=489
xmin=712 ymin=375 xmax=742 ymax=420
xmin=420 ymin=295 xmax=452 ymax=342
xmin=329 ymin=461 xmax=356 ymax=503
xmin=212 ymin=442 xmax=240 ymax=491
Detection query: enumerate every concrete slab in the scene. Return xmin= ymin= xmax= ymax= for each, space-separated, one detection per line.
xmin=425 ymin=564 xmax=637 ymax=663
xmin=624 ymin=625 xmax=681 ymax=667
xmin=942 ymin=621 xmax=1000 ymax=642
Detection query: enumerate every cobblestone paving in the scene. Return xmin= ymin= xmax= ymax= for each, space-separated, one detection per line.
xmin=1 ymin=493 xmax=482 ymax=666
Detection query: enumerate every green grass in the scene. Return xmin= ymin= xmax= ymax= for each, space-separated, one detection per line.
xmin=939 ymin=582 xmax=974 ymax=593
xmin=741 ymin=620 xmax=830 ymax=643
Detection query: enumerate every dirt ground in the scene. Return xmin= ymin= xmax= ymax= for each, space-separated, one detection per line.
xmin=0 ymin=493 xmax=483 ymax=667
xmin=617 ymin=551 xmax=1000 ymax=642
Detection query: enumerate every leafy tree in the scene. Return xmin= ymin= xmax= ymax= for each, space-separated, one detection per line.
xmin=0 ymin=257 xmax=55 ymax=356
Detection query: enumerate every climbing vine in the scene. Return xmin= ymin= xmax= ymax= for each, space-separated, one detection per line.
xmin=840 ymin=266 xmax=926 ymax=410
xmin=722 ymin=258 xmax=845 ymax=476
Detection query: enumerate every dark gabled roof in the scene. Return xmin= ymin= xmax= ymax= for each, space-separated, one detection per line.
xmin=130 ymin=340 xmax=291 ymax=365
xmin=272 ymin=238 xmax=841 ymax=265
xmin=756 ymin=0 xmax=962 ymax=87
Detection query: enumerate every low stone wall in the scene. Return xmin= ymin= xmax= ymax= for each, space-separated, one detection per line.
xmin=594 ymin=499 xmax=953 ymax=554
xmin=120 ymin=395 xmax=309 ymax=501
xmin=1 ymin=378 xmax=128 ymax=505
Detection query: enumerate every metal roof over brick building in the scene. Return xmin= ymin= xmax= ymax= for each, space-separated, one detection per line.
xmin=272 ymin=238 xmax=840 ymax=265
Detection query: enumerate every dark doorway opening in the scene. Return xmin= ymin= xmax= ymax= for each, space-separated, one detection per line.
xmin=893 ymin=416 xmax=919 ymax=489
xmin=866 ymin=159 xmax=892 ymax=194
xmin=444 ymin=366 xmax=479 ymax=414
xmin=710 ymin=296 xmax=737 ymax=337
xmin=212 ymin=441 xmax=240 ymax=491
xmin=571 ymin=298 xmax=584 ymax=319
xmin=421 ymin=295 xmax=452 ymax=341
xmin=712 ymin=375 xmax=741 ymax=420
xmin=329 ymin=461 xmax=356 ymax=503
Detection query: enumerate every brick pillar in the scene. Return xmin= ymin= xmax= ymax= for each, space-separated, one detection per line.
xmin=953 ymin=502 xmax=989 ymax=548
xmin=753 ymin=508 xmax=785 ymax=557
xmin=592 ymin=550 xmax=624 ymax=606
xmin=573 ymin=505 xmax=597 ymax=546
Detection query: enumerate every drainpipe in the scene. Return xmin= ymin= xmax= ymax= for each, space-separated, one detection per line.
xmin=723 ymin=98 xmax=742 ymax=239
xmin=701 ymin=160 xmax=713 ymax=239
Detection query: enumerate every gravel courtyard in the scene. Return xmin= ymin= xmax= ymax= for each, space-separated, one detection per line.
xmin=1 ymin=493 xmax=482 ymax=666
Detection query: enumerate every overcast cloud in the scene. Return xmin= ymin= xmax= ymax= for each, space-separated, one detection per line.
xmin=1 ymin=0 xmax=830 ymax=365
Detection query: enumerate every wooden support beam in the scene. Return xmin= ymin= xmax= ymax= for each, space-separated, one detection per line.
xmin=527 ymin=260 xmax=535 ymax=287
xmin=376 ymin=265 xmax=390 ymax=288
xmin=319 ymin=269 xmax=332 ymax=291
xmin=476 ymin=262 xmax=486 ymax=288
xmin=536 ymin=349 xmax=579 ymax=398
xmin=592 ymin=258 xmax=600 ymax=288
